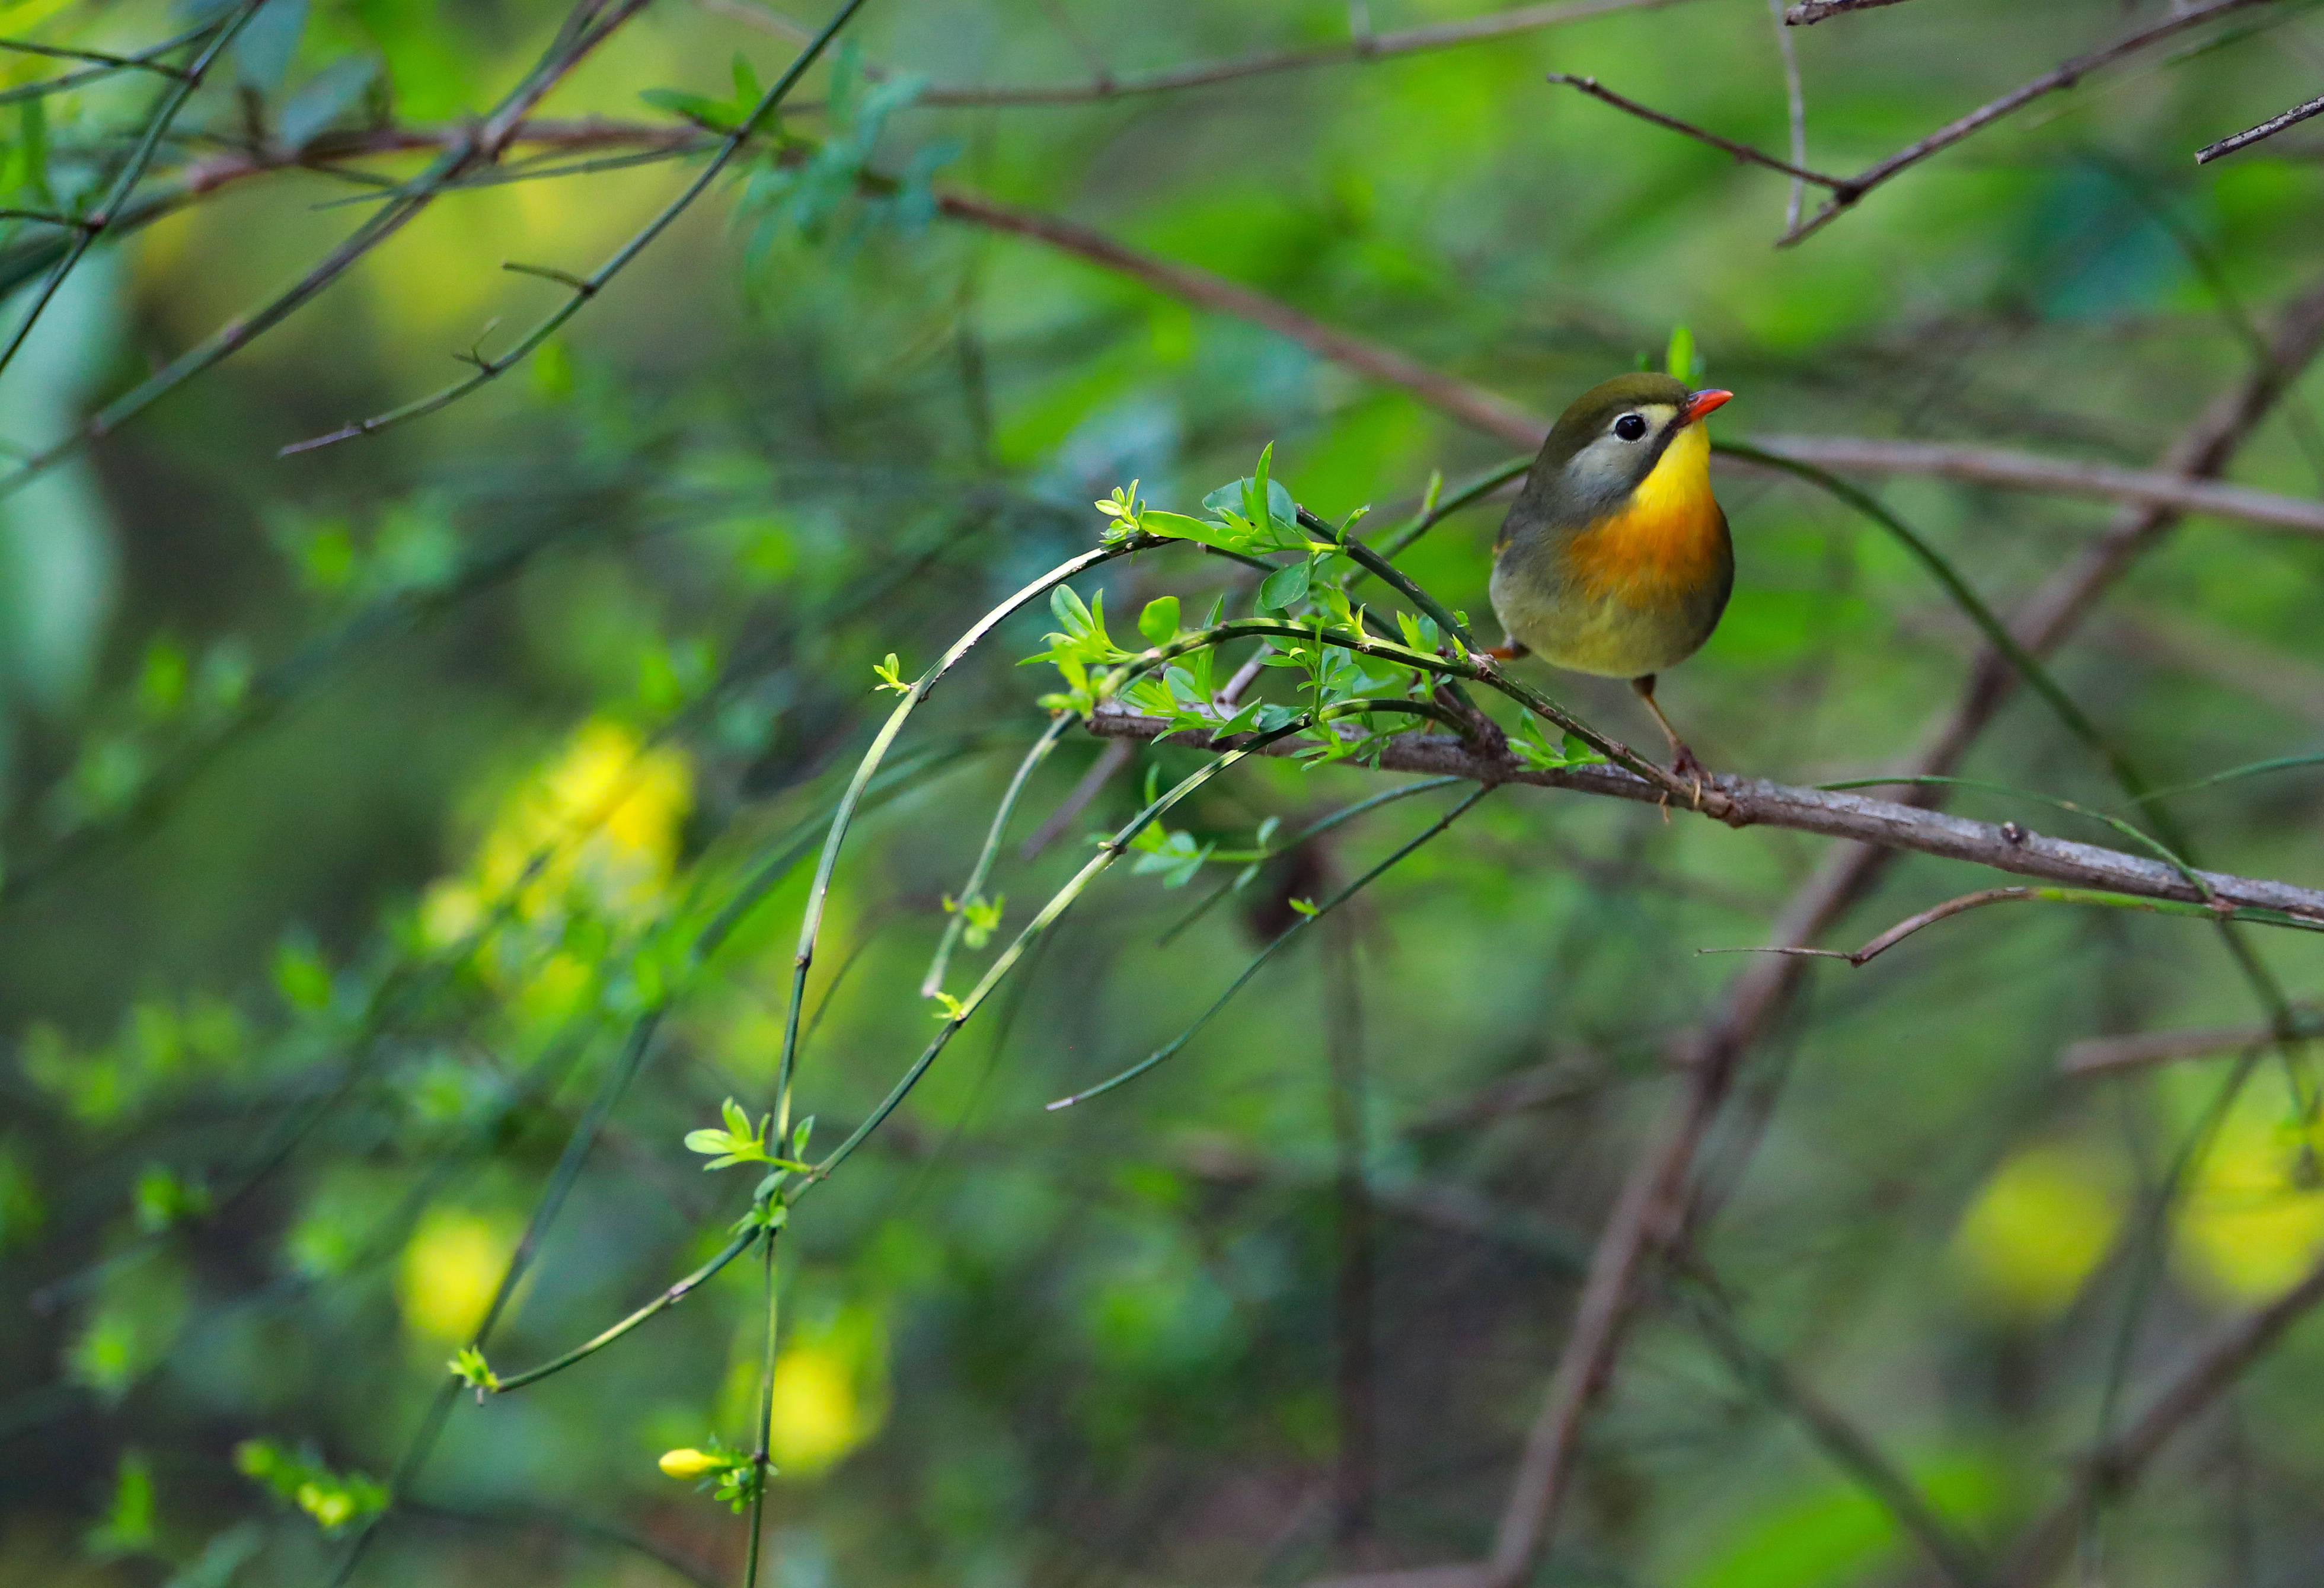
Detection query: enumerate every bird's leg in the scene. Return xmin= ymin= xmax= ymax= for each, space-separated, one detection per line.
xmin=1630 ymin=675 xmax=1706 ymax=804
xmin=1481 ymin=640 xmax=1530 ymax=662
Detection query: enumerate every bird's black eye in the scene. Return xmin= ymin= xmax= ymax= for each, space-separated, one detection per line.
xmin=1613 ymin=413 xmax=1648 ymax=441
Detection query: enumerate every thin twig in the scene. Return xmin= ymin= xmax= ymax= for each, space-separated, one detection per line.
xmin=2061 ymin=1008 xmax=2324 ymax=1076
xmin=1739 ymin=435 xmax=2324 ymax=535
xmin=1766 ymin=0 xmax=1806 ymax=229
xmin=1704 ymin=884 xmax=2302 ymax=970
xmin=1020 ymin=738 xmax=1131 ymax=861
xmin=2197 ymin=90 xmax=2324 ymax=163
xmin=1547 ymin=73 xmax=1847 ymax=187
xmin=1779 ymin=0 xmax=2285 ymax=244
xmin=279 ymin=0 xmax=870 ymax=454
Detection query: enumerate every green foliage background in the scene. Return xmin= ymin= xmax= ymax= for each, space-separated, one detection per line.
xmin=4 ymin=0 xmax=2324 ymax=1584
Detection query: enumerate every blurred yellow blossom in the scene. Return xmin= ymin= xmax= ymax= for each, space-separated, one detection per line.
xmin=420 ymin=718 xmax=692 ymax=990
xmin=397 ymin=1208 xmax=519 ymax=1344
xmin=2175 ymin=1085 xmax=2324 ymax=1304
xmin=1950 ymin=1142 xmax=2124 ymax=1320
xmin=721 ymin=1302 xmax=888 ymax=1478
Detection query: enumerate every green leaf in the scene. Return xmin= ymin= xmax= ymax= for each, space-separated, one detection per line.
xmin=1138 ymin=596 xmax=1180 ymax=647
xmin=1257 ymin=559 xmax=1313 ymax=612
xmin=1667 ymin=323 xmax=1701 ymax=382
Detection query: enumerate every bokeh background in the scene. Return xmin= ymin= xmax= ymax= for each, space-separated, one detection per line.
xmin=6 ymin=0 xmax=2324 ymax=1584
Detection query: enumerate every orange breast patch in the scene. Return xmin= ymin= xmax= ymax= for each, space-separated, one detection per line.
xmin=1562 ymin=426 xmax=1725 ymax=604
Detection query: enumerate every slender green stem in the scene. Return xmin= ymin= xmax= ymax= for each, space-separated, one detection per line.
xmin=1368 ymin=454 xmax=1534 ymax=563
xmin=796 ymin=707 xmax=1348 ymax=1187
xmin=2119 ymin=751 xmax=2324 ymax=806
xmin=1295 ymin=504 xmax=1476 ymax=650
xmin=0 ymin=1 xmax=263 ymax=382
xmin=921 ymin=713 xmax=1075 ymax=997
xmin=742 ymin=1227 xmax=783 ymax=1588
xmin=490 ymin=1226 xmax=764 ymax=1394
xmin=772 ymin=537 xmax=1157 ymax=1149
xmin=1049 ymin=780 xmax=1493 ymax=1109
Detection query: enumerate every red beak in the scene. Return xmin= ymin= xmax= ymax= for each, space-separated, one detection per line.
xmin=1680 ymin=388 xmax=1733 ymax=426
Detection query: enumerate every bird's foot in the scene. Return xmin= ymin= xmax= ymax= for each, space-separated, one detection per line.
xmin=1669 ymin=744 xmax=1709 ymax=809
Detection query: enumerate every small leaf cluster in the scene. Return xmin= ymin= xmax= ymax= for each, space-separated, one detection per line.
xmin=942 ymin=891 xmax=1005 ymax=949
xmin=730 ymin=42 xmax=957 ymax=256
xmin=684 ymin=1098 xmax=812 ymax=1174
xmin=235 ymin=1440 xmax=388 ymax=1535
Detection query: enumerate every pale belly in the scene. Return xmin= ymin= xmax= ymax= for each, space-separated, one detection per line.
xmin=1489 ymin=546 xmax=1731 ymax=679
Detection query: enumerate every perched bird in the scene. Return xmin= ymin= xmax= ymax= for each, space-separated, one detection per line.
xmin=1487 ymin=372 xmax=1734 ymax=779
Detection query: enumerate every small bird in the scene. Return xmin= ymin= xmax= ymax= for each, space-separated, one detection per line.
xmin=1487 ymin=372 xmax=1734 ymax=781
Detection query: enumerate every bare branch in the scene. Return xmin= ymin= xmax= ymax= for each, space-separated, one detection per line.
xmin=1739 ymin=435 xmax=2324 ymax=535
xmin=934 ymin=187 xmax=1552 ymax=447
xmin=1548 ymin=72 xmax=1849 ymax=188
xmin=1783 ymin=0 xmax=1920 ymax=21
xmin=2061 ymin=1007 xmax=2323 ymax=1076
xmin=1779 ymin=0 xmax=2287 ymax=244
xmin=2197 ymin=90 xmax=2324 ymax=164
xmin=1082 ymin=709 xmax=2324 ymax=922
xmin=1707 ymin=884 xmax=2291 ymax=971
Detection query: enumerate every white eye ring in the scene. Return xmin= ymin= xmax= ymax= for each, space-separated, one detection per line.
xmin=1613 ymin=413 xmax=1648 ymax=441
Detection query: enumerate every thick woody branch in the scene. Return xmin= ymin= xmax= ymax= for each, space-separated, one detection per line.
xmin=1082 ymin=707 xmax=2324 ymax=921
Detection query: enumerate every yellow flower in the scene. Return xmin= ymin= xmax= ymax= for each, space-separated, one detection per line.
xmin=658 ymin=1447 xmax=719 ymax=1479
xmin=1950 ymin=1143 xmax=2124 ymax=1320
xmin=397 ymin=1208 xmax=518 ymax=1344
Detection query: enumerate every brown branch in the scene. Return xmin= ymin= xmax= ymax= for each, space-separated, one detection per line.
xmin=1547 ymin=73 xmax=1850 ymax=188
xmin=1996 ymin=1254 xmax=2324 ymax=1587
xmin=1707 ymin=883 xmax=2307 ymax=971
xmin=1779 ymin=0 xmax=2287 ymax=244
xmin=1783 ymin=0 xmax=1919 ymax=21
xmin=1741 ymin=435 xmax=2324 ymax=535
xmin=1081 ymin=709 xmax=2324 ymax=921
xmin=933 ymin=187 xmax=1552 ymax=447
xmin=2061 ymin=1006 xmax=2323 ymax=1075
xmin=1471 ymin=274 xmax=2324 ymax=1588
xmin=2197 ymin=90 xmax=2324 ymax=163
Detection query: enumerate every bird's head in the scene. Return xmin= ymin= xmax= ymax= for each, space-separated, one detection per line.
xmin=1534 ymin=372 xmax=1732 ymax=521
